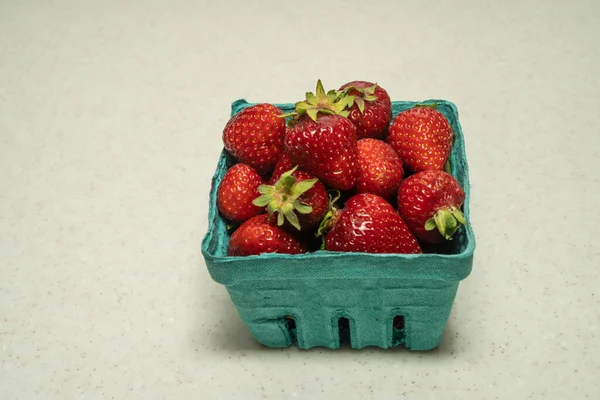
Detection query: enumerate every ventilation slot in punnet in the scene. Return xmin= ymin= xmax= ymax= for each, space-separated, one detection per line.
xmin=392 ymin=315 xmax=405 ymax=347
xmin=338 ymin=317 xmax=351 ymax=347
xmin=283 ymin=315 xmax=297 ymax=345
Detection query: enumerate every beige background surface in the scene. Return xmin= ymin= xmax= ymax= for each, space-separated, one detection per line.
xmin=1 ymin=0 xmax=599 ymax=399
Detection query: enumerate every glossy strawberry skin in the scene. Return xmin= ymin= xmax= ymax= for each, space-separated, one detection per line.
xmin=228 ymin=214 xmax=308 ymax=256
xmin=339 ymin=81 xmax=392 ymax=139
xmin=325 ymin=193 xmax=422 ymax=254
xmin=217 ymin=164 xmax=264 ymax=223
xmin=387 ymin=107 xmax=452 ymax=173
xmin=356 ymin=139 xmax=404 ymax=202
xmin=269 ymin=155 xmax=329 ymax=231
xmin=269 ymin=153 xmax=296 ymax=183
xmin=284 ymin=115 xmax=359 ymax=191
xmin=222 ymin=104 xmax=286 ymax=175
xmin=398 ymin=170 xmax=465 ymax=244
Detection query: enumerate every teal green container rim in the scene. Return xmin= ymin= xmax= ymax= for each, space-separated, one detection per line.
xmin=202 ymin=99 xmax=475 ymax=284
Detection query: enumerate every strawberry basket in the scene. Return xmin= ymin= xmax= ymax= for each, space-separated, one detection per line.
xmin=201 ymin=99 xmax=475 ymax=350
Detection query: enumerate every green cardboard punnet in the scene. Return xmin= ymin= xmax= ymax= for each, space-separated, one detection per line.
xmin=202 ymin=99 xmax=475 ymax=350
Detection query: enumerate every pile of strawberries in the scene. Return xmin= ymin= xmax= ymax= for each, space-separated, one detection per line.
xmin=217 ymin=80 xmax=466 ymax=256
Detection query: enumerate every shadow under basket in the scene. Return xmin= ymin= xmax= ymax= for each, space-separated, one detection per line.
xmin=201 ymin=99 xmax=476 ymax=351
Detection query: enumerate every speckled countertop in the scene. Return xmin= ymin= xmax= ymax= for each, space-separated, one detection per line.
xmin=1 ymin=0 xmax=599 ymax=399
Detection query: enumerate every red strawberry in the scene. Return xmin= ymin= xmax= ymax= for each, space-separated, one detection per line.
xmin=397 ymin=170 xmax=466 ymax=244
xmin=255 ymin=164 xmax=329 ymax=232
xmin=228 ymin=214 xmax=308 ymax=256
xmin=323 ymin=193 xmax=421 ymax=254
xmin=283 ymin=80 xmax=359 ymax=190
xmin=356 ymin=138 xmax=404 ymax=202
xmin=269 ymin=153 xmax=295 ymax=183
xmin=217 ymin=163 xmax=264 ymax=223
xmin=387 ymin=106 xmax=452 ymax=173
xmin=338 ymin=81 xmax=392 ymax=139
xmin=222 ymin=103 xmax=286 ymax=175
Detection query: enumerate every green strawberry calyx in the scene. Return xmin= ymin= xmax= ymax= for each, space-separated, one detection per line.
xmin=252 ymin=166 xmax=318 ymax=231
xmin=424 ymin=206 xmax=466 ymax=240
xmin=280 ymin=80 xmax=353 ymax=123
xmin=444 ymin=160 xmax=452 ymax=174
xmin=315 ymin=190 xmax=342 ymax=249
xmin=414 ymin=102 xmax=438 ymax=109
xmin=338 ymin=83 xmax=379 ymax=114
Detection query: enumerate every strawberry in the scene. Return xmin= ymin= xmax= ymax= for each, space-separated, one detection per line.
xmin=254 ymin=164 xmax=329 ymax=232
xmin=338 ymin=81 xmax=392 ymax=139
xmin=356 ymin=138 xmax=404 ymax=202
xmin=228 ymin=214 xmax=308 ymax=256
xmin=387 ymin=106 xmax=452 ymax=173
xmin=222 ymin=103 xmax=286 ymax=175
xmin=217 ymin=163 xmax=264 ymax=223
xmin=283 ymin=80 xmax=359 ymax=190
xmin=397 ymin=170 xmax=466 ymax=244
xmin=269 ymin=153 xmax=295 ymax=183
xmin=323 ymin=193 xmax=422 ymax=254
